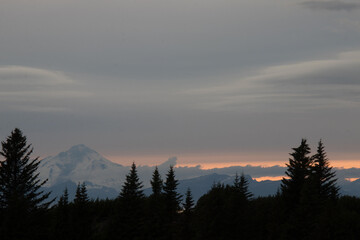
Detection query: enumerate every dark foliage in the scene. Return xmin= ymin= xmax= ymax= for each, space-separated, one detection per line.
xmin=234 ymin=172 xmax=253 ymax=200
xmin=311 ymin=140 xmax=339 ymax=200
xmin=119 ymin=162 xmax=144 ymax=200
xmin=150 ymin=166 xmax=163 ymax=196
xmin=0 ymin=128 xmax=52 ymax=240
xmin=73 ymin=182 xmax=91 ymax=240
xmin=183 ymin=187 xmax=194 ymax=214
xmin=114 ymin=162 xmax=145 ymax=240
xmin=163 ymin=165 xmax=182 ymax=215
xmin=281 ymin=139 xmax=312 ymax=205
xmin=1 ymin=135 xmax=358 ymax=240
xmin=162 ymin=165 xmax=182 ymax=239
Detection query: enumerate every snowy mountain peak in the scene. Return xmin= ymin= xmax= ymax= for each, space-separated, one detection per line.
xmin=67 ymin=144 xmax=96 ymax=155
xmin=57 ymin=144 xmax=98 ymax=162
xmin=38 ymin=144 xmax=127 ymax=190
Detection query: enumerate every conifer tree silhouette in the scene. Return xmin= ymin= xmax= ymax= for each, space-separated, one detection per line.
xmin=311 ymin=140 xmax=339 ymax=200
xmin=163 ymin=165 xmax=182 ymax=215
xmin=234 ymin=172 xmax=253 ymax=200
xmin=281 ymin=139 xmax=312 ymax=204
xmin=150 ymin=166 xmax=163 ymax=196
xmin=162 ymin=166 xmax=182 ymax=239
xmin=146 ymin=166 xmax=167 ymax=239
xmin=119 ymin=162 xmax=144 ymax=200
xmin=58 ymin=188 xmax=69 ymax=207
xmin=183 ymin=188 xmax=194 ymax=214
xmin=75 ymin=182 xmax=89 ymax=206
xmin=73 ymin=182 xmax=90 ymax=239
xmin=117 ymin=162 xmax=144 ymax=240
xmin=0 ymin=128 xmax=52 ymax=239
xmin=55 ymin=188 xmax=70 ymax=240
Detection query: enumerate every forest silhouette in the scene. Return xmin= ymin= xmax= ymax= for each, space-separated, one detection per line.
xmin=0 ymin=129 xmax=360 ymax=240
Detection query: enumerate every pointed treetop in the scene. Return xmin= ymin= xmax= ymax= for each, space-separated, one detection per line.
xmin=150 ymin=166 xmax=163 ymax=196
xmin=119 ymin=162 xmax=144 ymax=199
xmin=234 ymin=172 xmax=253 ymax=200
xmin=163 ymin=165 xmax=182 ymax=212
xmin=0 ymin=128 xmax=53 ymax=210
xmin=281 ymin=139 xmax=313 ymax=203
xmin=75 ymin=182 xmax=89 ymax=205
xmin=58 ymin=187 xmax=69 ymax=207
xmin=311 ymin=140 xmax=339 ymax=200
xmin=183 ymin=188 xmax=194 ymax=214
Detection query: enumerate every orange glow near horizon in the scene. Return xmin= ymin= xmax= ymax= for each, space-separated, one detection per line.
xmin=104 ymin=152 xmax=288 ymax=168
xmin=345 ymin=178 xmax=360 ymax=182
xmin=176 ymin=161 xmax=286 ymax=170
xmin=104 ymin=152 xmax=360 ymax=169
xmin=253 ymin=176 xmax=286 ymax=181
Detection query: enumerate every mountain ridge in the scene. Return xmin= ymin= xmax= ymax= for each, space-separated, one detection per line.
xmin=39 ymin=144 xmax=360 ymax=201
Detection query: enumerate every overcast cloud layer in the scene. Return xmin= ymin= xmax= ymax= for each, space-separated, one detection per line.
xmin=1 ymin=0 xmax=360 ymax=165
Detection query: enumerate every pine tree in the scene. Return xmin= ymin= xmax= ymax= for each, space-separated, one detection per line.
xmin=145 ymin=166 xmax=167 ymax=239
xmin=183 ymin=188 xmax=194 ymax=214
xmin=311 ymin=140 xmax=339 ymax=200
xmin=55 ymin=188 xmax=70 ymax=240
xmin=180 ymin=188 xmax=195 ymax=239
xmin=74 ymin=182 xmax=89 ymax=206
xmin=58 ymin=187 xmax=69 ymax=208
xmin=162 ymin=166 xmax=182 ymax=239
xmin=73 ymin=182 xmax=91 ymax=240
xmin=163 ymin=165 xmax=182 ymax=215
xmin=234 ymin=172 xmax=253 ymax=200
xmin=119 ymin=162 xmax=144 ymax=200
xmin=116 ymin=162 xmax=145 ymax=240
xmin=0 ymin=128 xmax=53 ymax=239
xmin=0 ymin=128 xmax=52 ymax=209
xmin=281 ymin=139 xmax=312 ymax=204
xmin=150 ymin=166 xmax=163 ymax=196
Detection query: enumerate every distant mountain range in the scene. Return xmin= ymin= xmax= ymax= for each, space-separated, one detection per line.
xmin=38 ymin=144 xmax=360 ymax=202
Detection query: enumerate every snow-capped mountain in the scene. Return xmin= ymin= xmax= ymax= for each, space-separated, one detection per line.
xmin=38 ymin=144 xmax=129 ymax=191
xmin=38 ymin=144 xmax=181 ymax=199
xmin=38 ymin=144 xmax=360 ymax=201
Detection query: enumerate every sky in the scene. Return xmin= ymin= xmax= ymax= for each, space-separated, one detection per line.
xmin=1 ymin=0 xmax=360 ymax=167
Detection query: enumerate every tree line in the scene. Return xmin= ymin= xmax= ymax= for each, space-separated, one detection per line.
xmin=1 ymin=129 xmax=360 ymax=239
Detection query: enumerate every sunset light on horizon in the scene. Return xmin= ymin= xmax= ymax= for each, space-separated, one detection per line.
xmin=2 ymin=1 xmax=360 ymax=238
xmin=104 ymin=152 xmax=360 ymax=169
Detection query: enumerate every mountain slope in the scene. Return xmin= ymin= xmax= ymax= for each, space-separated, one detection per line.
xmin=38 ymin=144 xmax=128 ymax=191
xmin=38 ymin=144 xmax=360 ymax=201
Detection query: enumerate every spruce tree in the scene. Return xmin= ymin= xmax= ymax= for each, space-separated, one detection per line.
xmin=146 ymin=166 xmax=167 ymax=239
xmin=116 ymin=162 xmax=145 ymax=239
xmin=163 ymin=165 xmax=182 ymax=215
xmin=234 ymin=172 xmax=253 ymax=200
xmin=55 ymin=188 xmax=70 ymax=240
xmin=162 ymin=166 xmax=182 ymax=239
xmin=74 ymin=182 xmax=89 ymax=206
xmin=281 ymin=139 xmax=312 ymax=204
xmin=119 ymin=162 xmax=144 ymax=200
xmin=73 ymin=182 xmax=90 ymax=240
xmin=0 ymin=128 xmax=52 ymax=239
xmin=311 ymin=140 xmax=339 ymax=200
xmin=180 ymin=188 xmax=195 ymax=239
xmin=150 ymin=166 xmax=163 ymax=196
xmin=58 ymin=187 xmax=69 ymax=208
xmin=183 ymin=188 xmax=194 ymax=214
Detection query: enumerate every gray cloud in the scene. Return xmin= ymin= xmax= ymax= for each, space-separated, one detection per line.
xmin=0 ymin=66 xmax=88 ymax=112
xmin=0 ymin=0 xmax=360 ymax=163
xmin=301 ymin=1 xmax=360 ymax=11
xmin=186 ymin=50 xmax=360 ymax=112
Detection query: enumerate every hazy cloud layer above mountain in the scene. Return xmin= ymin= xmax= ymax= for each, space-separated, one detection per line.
xmin=0 ymin=66 xmax=86 ymax=112
xmin=1 ymin=0 xmax=360 ymax=165
xmin=187 ymin=51 xmax=360 ymax=112
xmin=301 ymin=1 xmax=360 ymax=11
